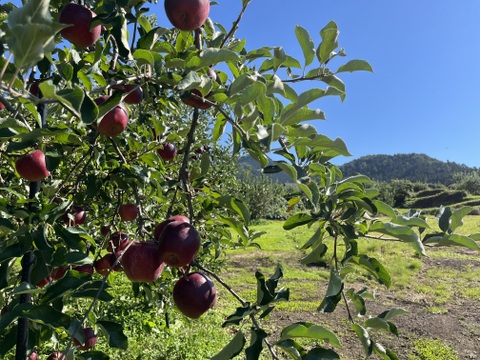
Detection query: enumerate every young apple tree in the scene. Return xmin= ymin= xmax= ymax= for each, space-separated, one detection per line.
xmin=0 ymin=0 xmax=478 ymax=359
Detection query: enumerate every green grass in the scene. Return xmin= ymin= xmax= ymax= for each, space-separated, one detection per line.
xmin=408 ymin=338 xmax=459 ymax=360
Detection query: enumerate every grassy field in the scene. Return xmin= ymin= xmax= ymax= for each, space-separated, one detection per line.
xmin=28 ymin=216 xmax=480 ymax=359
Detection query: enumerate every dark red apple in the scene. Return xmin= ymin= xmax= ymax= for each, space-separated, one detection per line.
xmin=153 ymin=215 xmax=190 ymax=241
xmin=63 ymin=205 xmax=86 ymax=226
xmin=100 ymin=225 xmax=111 ymax=237
xmin=123 ymin=84 xmax=144 ymax=104
xmin=36 ymin=276 xmax=52 ymax=288
xmin=181 ymin=89 xmax=213 ymax=109
xmin=118 ymin=204 xmax=138 ymax=222
xmin=173 ymin=272 xmax=216 ymax=318
xmin=73 ymin=326 xmax=98 ymax=350
xmin=46 ymin=352 xmax=65 ymax=360
xmin=107 ymin=231 xmax=130 ymax=252
xmin=94 ymin=96 xmax=129 ymax=137
xmin=72 ymin=264 xmax=94 ymax=276
xmin=51 ymin=266 xmax=66 ymax=281
xmin=15 ymin=150 xmax=50 ymax=182
xmin=157 ymin=221 xmax=200 ymax=267
xmin=59 ymin=3 xmax=101 ymax=48
xmin=120 ymin=241 xmax=165 ymax=282
xmin=0 ymin=101 xmax=5 ymax=110
xmin=164 ymin=0 xmax=210 ymax=31
xmin=157 ymin=143 xmax=177 ymax=161
xmin=94 ymin=254 xmax=115 ymax=276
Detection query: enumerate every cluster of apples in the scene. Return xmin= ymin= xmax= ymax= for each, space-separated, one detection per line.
xmin=95 ymin=216 xmax=216 ymax=318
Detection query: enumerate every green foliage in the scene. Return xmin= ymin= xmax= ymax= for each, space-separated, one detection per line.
xmin=451 ymin=170 xmax=480 ymax=195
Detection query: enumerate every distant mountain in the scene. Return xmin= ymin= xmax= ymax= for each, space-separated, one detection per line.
xmin=340 ymin=153 xmax=476 ymax=184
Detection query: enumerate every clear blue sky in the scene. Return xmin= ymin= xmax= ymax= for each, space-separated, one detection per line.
xmin=153 ymin=0 xmax=480 ymax=167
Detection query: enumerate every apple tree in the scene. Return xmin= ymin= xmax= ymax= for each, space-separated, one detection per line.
xmin=1 ymin=0 xmax=479 ymax=359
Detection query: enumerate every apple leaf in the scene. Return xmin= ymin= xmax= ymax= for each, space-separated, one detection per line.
xmin=276 ymin=339 xmax=306 ymax=359
xmin=6 ymin=0 xmax=65 ymax=70
xmin=305 ymin=348 xmax=341 ymax=360
xmin=280 ymin=88 xmax=328 ymax=124
xmin=76 ymin=351 xmax=110 ymax=360
xmin=347 ymin=255 xmax=392 ymax=288
xmin=369 ymin=222 xmax=426 ymax=255
xmin=352 ymin=323 xmax=373 ymax=357
xmin=280 ymin=322 xmax=342 ymax=348
xmin=283 ymin=213 xmax=314 ymax=230
xmin=22 ymin=304 xmax=72 ymax=330
xmin=97 ymin=320 xmax=128 ymax=350
xmin=318 ymin=268 xmax=343 ymax=313
xmin=245 ymin=328 xmax=267 ymax=360
xmin=317 ymin=21 xmax=339 ymax=65
xmin=299 ymin=243 xmax=328 ymax=265
xmin=336 ymin=59 xmax=373 ymax=73
xmin=295 ymin=25 xmax=315 ymax=67
xmin=211 ymin=331 xmax=246 ymax=360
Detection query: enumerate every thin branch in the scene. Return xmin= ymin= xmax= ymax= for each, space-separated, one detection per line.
xmin=220 ymin=0 xmax=251 ymax=48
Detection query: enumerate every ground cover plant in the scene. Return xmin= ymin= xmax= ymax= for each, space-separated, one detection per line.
xmin=1 ymin=0 xmax=479 ymax=359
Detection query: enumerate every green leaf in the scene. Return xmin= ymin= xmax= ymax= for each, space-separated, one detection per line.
xmin=300 ymin=243 xmax=327 ymax=265
xmin=305 ymin=348 xmax=341 ymax=360
xmin=6 ymin=0 xmax=64 ymax=69
xmin=211 ymin=331 xmax=246 ymax=360
xmin=23 ymin=304 xmax=72 ymax=329
xmin=351 ymin=323 xmax=372 ymax=357
xmin=197 ymin=48 xmax=240 ymax=68
xmin=377 ymin=308 xmax=409 ymax=320
xmin=318 ymin=268 xmax=343 ymax=313
xmin=438 ymin=206 xmax=452 ymax=233
xmin=347 ymin=255 xmax=391 ymax=288
xmin=317 ymin=21 xmax=339 ymax=64
xmin=336 ymin=59 xmax=373 ymax=73
xmin=295 ymin=25 xmax=315 ymax=67
xmin=280 ymin=322 xmax=341 ymax=348
xmin=280 ymin=88 xmax=328 ymax=125
xmin=372 ymin=200 xmax=396 ymax=219
xmin=97 ymin=320 xmax=128 ymax=350
xmin=77 ymin=351 xmax=110 ymax=360
xmin=283 ymin=213 xmax=314 ymax=230
xmin=450 ymin=206 xmax=472 ymax=233
xmin=133 ymin=49 xmax=156 ymax=67
xmin=369 ymin=222 xmax=425 ymax=255
xmin=245 ymin=328 xmax=267 ymax=360
xmin=345 ymin=288 xmax=367 ymax=316
xmin=222 ymin=305 xmax=255 ymax=327
xmin=216 ymin=196 xmax=251 ymax=224
xmin=433 ymin=234 xmax=480 ymax=251
xmin=282 ymin=108 xmax=326 ymax=126
xmin=40 ymin=273 xmax=89 ymax=303
xmin=276 ymin=339 xmax=306 ymax=360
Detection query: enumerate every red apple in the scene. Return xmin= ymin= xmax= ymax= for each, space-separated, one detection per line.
xmin=94 ymin=254 xmax=115 ymax=276
xmin=72 ymin=264 xmax=94 ymax=276
xmin=73 ymin=327 xmax=98 ymax=350
xmin=181 ymin=89 xmax=213 ymax=109
xmin=118 ymin=204 xmax=138 ymax=222
xmin=94 ymin=96 xmax=129 ymax=137
xmin=15 ymin=150 xmax=50 ymax=182
xmin=164 ymin=0 xmax=210 ymax=31
xmin=153 ymin=215 xmax=190 ymax=241
xmin=0 ymin=101 xmax=5 ymax=110
xmin=46 ymin=352 xmax=65 ymax=360
xmin=157 ymin=143 xmax=177 ymax=161
xmin=173 ymin=272 xmax=216 ymax=318
xmin=107 ymin=231 xmax=130 ymax=252
xmin=120 ymin=241 xmax=165 ymax=282
xmin=63 ymin=205 xmax=86 ymax=226
xmin=59 ymin=4 xmax=101 ymax=48
xmin=157 ymin=221 xmax=200 ymax=267
xmin=36 ymin=276 xmax=52 ymax=288
xmin=51 ymin=266 xmax=66 ymax=281
xmin=27 ymin=351 xmax=38 ymax=360
xmin=123 ymin=84 xmax=144 ymax=104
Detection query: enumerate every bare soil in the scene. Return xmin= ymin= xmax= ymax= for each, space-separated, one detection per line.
xmin=225 ymin=251 xmax=480 ymax=359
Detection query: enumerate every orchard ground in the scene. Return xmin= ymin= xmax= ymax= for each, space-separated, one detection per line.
xmin=79 ymin=216 xmax=480 ymax=359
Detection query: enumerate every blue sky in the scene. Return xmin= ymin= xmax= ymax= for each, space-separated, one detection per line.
xmin=154 ymin=1 xmax=480 ymax=167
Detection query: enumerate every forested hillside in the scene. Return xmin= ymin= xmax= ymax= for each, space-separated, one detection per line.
xmin=340 ymin=153 xmax=476 ymax=184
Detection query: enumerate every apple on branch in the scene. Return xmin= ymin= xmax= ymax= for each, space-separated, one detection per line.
xmin=118 ymin=204 xmax=139 ymax=222
xmin=73 ymin=327 xmax=98 ymax=350
xmin=157 ymin=221 xmax=200 ymax=267
xmin=173 ymin=272 xmax=217 ymax=318
xmin=153 ymin=215 xmax=190 ymax=241
xmin=120 ymin=241 xmax=165 ymax=282
xmin=59 ymin=4 xmax=102 ymax=48
xmin=164 ymin=0 xmax=210 ymax=31
xmin=94 ymin=96 xmax=129 ymax=137
xmin=157 ymin=143 xmax=177 ymax=161
xmin=15 ymin=150 xmax=50 ymax=182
